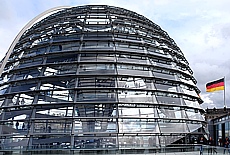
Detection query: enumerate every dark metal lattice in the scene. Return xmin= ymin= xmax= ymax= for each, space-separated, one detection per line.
xmin=0 ymin=5 xmax=205 ymax=153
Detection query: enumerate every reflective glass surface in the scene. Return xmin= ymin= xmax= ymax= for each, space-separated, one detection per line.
xmin=0 ymin=5 xmax=205 ymax=152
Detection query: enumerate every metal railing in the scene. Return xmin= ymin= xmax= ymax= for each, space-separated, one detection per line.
xmin=0 ymin=144 xmax=227 ymax=154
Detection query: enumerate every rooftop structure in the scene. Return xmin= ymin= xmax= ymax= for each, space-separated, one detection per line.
xmin=0 ymin=5 xmax=205 ymax=154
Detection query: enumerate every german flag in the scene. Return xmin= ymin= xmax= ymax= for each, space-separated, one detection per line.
xmin=206 ymin=78 xmax=224 ymax=92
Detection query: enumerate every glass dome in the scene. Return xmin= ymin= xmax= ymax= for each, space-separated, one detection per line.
xmin=0 ymin=5 xmax=205 ymax=153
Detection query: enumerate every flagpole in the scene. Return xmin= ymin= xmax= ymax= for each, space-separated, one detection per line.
xmin=224 ymin=76 xmax=226 ymax=108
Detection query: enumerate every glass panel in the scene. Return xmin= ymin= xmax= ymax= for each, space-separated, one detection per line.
xmin=15 ymin=69 xmax=40 ymax=80
xmin=117 ymin=64 xmax=150 ymax=76
xmin=74 ymin=135 xmax=117 ymax=149
xmin=10 ymin=81 xmax=37 ymax=93
xmin=117 ymin=55 xmax=148 ymax=65
xmin=159 ymin=135 xmax=183 ymax=146
xmin=40 ymin=77 xmax=75 ymax=90
xmin=179 ymin=77 xmax=195 ymax=85
xmin=19 ymin=57 xmax=43 ymax=68
xmin=76 ymin=104 xmax=115 ymax=118
xmin=36 ymin=107 xmax=73 ymax=118
xmin=83 ymin=41 xmax=112 ymax=49
xmin=33 ymin=120 xmax=72 ymax=133
xmin=180 ymin=86 xmax=198 ymax=97
xmin=44 ymin=64 xmax=77 ymax=76
xmin=1 ymin=137 xmax=29 ymax=150
xmin=117 ymin=77 xmax=152 ymax=89
xmin=119 ymin=107 xmax=156 ymax=118
xmin=78 ymin=77 xmax=115 ymax=88
xmin=157 ymin=108 xmax=186 ymax=119
xmin=0 ymin=84 xmax=9 ymax=94
xmin=118 ymin=119 xmax=157 ymax=133
xmin=187 ymin=123 xmax=202 ymax=133
xmin=32 ymin=136 xmax=71 ymax=149
xmin=118 ymin=90 xmax=154 ymax=103
xmin=155 ymin=84 xmax=178 ymax=92
xmin=97 ymin=54 xmax=115 ymax=62
xmin=0 ymin=111 xmax=31 ymax=135
xmin=184 ymin=100 xmax=200 ymax=108
xmin=76 ymin=90 xmax=116 ymax=102
xmin=74 ymin=118 xmax=117 ymax=133
xmin=80 ymin=53 xmax=96 ymax=61
xmin=4 ymin=93 xmax=34 ymax=106
xmin=186 ymin=110 xmax=204 ymax=120
xmin=79 ymin=64 xmax=115 ymax=75
xmin=46 ymin=54 xmax=78 ymax=63
xmin=156 ymin=96 xmax=182 ymax=105
xmin=153 ymin=72 xmax=176 ymax=80
xmin=119 ymin=136 xmax=150 ymax=148
xmin=158 ymin=121 xmax=188 ymax=133
xmin=37 ymin=90 xmax=74 ymax=104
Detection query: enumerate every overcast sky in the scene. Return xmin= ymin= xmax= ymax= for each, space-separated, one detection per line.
xmin=0 ymin=0 xmax=230 ymax=109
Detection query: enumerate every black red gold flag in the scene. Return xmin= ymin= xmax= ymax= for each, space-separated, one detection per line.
xmin=206 ymin=78 xmax=224 ymax=92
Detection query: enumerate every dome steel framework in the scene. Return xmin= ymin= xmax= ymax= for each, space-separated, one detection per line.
xmin=0 ymin=5 xmax=205 ymax=153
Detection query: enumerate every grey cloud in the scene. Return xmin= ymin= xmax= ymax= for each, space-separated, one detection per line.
xmin=0 ymin=1 xmax=13 ymax=21
xmin=220 ymin=23 xmax=230 ymax=39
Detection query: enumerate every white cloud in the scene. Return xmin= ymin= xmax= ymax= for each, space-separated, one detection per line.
xmin=200 ymin=94 xmax=214 ymax=108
